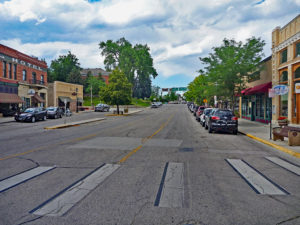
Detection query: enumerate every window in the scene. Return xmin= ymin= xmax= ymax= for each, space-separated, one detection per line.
xmin=296 ymin=42 xmax=300 ymax=58
xmin=22 ymin=70 xmax=27 ymax=81
xmin=280 ymin=93 xmax=288 ymax=117
xmin=280 ymin=49 xmax=287 ymax=64
xmin=13 ymin=64 xmax=17 ymax=80
xmin=41 ymin=75 xmax=44 ymax=84
xmin=32 ymin=72 xmax=36 ymax=83
xmin=3 ymin=61 xmax=6 ymax=78
xmin=295 ymin=67 xmax=300 ymax=79
xmin=8 ymin=63 xmax=12 ymax=79
xmin=280 ymin=71 xmax=288 ymax=83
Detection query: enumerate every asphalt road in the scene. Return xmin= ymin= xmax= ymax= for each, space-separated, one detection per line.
xmin=0 ymin=104 xmax=300 ymax=225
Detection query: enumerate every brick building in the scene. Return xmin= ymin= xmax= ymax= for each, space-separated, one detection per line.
xmin=0 ymin=44 xmax=48 ymax=115
xmin=80 ymin=68 xmax=110 ymax=85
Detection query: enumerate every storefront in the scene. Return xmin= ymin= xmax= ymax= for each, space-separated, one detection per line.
xmin=241 ymin=82 xmax=272 ymax=123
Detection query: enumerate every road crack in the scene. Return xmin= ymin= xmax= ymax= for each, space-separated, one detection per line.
xmin=277 ymin=215 xmax=300 ymax=225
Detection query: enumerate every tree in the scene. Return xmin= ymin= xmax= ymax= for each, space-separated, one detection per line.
xmin=66 ymin=68 xmax=83 ymax=84
xmin=85 ymin=76 xmax=105 ymax=96
xmin=100 ymin=68 xmax=132 ymax=114
xmin=199 ymin=37 xmax=265 ymax=109
xmin=99 ymin=38 xmax=157 ymax=98
xmin=48 ymin=51 xmax=82 ymax=84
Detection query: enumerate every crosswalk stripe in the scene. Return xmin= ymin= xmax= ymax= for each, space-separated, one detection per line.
xmin=155 ymin=162 xmax=184 ymax=208
xmin=0 ymin=166 xmax=55 ymax=193
xmin=266 ymin=157 xmax=300 ymax=176
xmin=31 ymin=163 xmax=120 ymax=216
xmin=226 ymin=159 xmax=288 ymax=195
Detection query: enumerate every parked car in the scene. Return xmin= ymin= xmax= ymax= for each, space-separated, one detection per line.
xmin=200 ymin=108 xmax=213 ymax=127
xmin=0 ymin=108 xmax=17 ymax=117
xmin=206 ymin=109 xmax=238 ymax=134
xmin=195 ymin=106 xmax=206 ymax=122
xmin=95 ymin=104 xmax=110 ymax=112
xmin=46 ymin=107 xmax=63 ymax=119
xmin=151 ymin=102 xmax=159 ymax=108
xmin=15 ymin=107 xmax=47 ymax=123
xmin=193 ymin=105 xmax=200 ymax=117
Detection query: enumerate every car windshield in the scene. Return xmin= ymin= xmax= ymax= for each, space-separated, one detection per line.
xmin=24 ymin=108 xmax=34 ymax=113
xmin=47 ymin=107 xmax=56 ymax=111
xmin=205 ymin=109 xmax=212 ymax=115
xmin=215 ymin=110 xmax=233 ymax=116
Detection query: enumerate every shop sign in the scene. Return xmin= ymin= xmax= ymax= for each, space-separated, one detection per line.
xmin=295 ymin=83 xmax=300 ymax=94
xmin=273 ymin=85 xmax=288 ymax=95
xmin=28 ymin=89 xmax=35 ymax=95
xmin=268 ymin=88 xmax=275 ymax=98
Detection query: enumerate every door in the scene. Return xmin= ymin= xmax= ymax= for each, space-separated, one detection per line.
xmin=297 ymin=94 xmax=300 ymax=124
xmin=251 ymin=102 xmax=256 ymax=121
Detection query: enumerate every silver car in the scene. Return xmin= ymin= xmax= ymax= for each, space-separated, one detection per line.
xmin=95 ymin=104 xmax=110 ymax=112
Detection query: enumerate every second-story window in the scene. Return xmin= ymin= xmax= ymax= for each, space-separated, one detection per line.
xmin=41 ymin=75 xmax=44 ymax=84
xmin=8 ymin=63 xmax=12 ymax=79
xmin=3 ymin=61 xmax=7 ymax=78
xmin=296 ymin=42 xmax=300 ymax=58
xmin=280 ymin=71 xmax=288 ymax=83
xmin=13 ymin=64 xmax=17 ymax=80
xmin=280 ymin=49 xmax=287 ymax=64
xmin=32 ymin=72 xmax=36 ymax=84
xmin=22 ymin=70 xmax=27 ymax=81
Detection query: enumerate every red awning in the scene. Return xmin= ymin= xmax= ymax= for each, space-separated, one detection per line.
xmin=241 ymin=88 xmax=252 ymax=95
xmin=0 ymin=93 xmax=24 ymax=103
xmin=32 ymin=93 xmax=45 ymax=103
xmin=246 ymin=82 xmax=272 ymax=95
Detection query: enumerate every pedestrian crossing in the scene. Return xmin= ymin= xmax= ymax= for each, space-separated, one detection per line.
xmin=0 ymin=157 xmax=299 ymax=217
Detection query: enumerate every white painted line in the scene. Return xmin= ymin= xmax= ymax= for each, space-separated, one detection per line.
xmin=226 ymin=159 xmax=288 ymax=195
xmin=266 ymin=157 xmax=300 ymax=176
xmin=0 ymin=166 xmax=55 ymax=193
xmin=158 ymin=162 xmax=184 ymax=208
xmin=32 ymin=164 xmax=120 ymax=216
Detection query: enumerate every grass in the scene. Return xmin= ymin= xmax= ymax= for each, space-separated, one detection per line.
xmin=83 ymin=96 xmax=151 ymax=107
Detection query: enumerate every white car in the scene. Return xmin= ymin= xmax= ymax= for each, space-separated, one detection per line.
xmin=200 ymin=108 xmax=213 ymax=127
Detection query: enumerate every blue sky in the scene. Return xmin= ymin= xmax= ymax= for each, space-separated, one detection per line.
xmin=0 ymin=0 xmax=299 ymax=88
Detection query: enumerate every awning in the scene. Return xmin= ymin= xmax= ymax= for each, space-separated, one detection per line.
xmin=0 ymin=93 xmax=24 ymax=103
xmin=241 ymin=88 xmax=252 ymax=96
xmin=77 ymin=98 xmax=83 ymax=103
xmin=58 ymin=96 xmax=71 ymax=103
xmin=246 ymin=82 xmax=272 ymax=95
xmin=32 ymin=93 xmax=45 ymax=103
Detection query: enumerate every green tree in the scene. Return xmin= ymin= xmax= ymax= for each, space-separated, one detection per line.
xmin=85 ymin=76 xmax=105 ymax=96
xmin=100 ymin=68 xmax=132 ymax=114
xmin=199 ymin=37 xmax=265 ymax=109
xmin=48 ymin=51 xmax=81 ymax=83
xmin=99 ymin=38 xmax=157 ymax=98
xmin=66 ymin=67 xmax=83 ymax=84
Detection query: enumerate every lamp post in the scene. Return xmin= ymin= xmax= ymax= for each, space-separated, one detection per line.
xmin=76 ymin=88 xmax=78 ymax=113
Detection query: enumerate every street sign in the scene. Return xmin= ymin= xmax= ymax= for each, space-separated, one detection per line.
xmin=273 ymin=85 xmax=288 ymax=95
xmin=203 ymin=99 xmax=207 ymax=103
xmin=171 ymin=88 xmax=179 ymax=91
xmin=178 ymin=87 xmax=187 ymax=91
xmin=268 ymin=88 xmax=275 ymax=98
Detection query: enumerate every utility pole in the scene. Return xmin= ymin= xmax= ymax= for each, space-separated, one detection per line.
xmin=91 ymin=84 xmax=93 ymax=106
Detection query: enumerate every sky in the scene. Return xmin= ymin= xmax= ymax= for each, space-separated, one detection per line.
xmin=0 ymin=0 xmax=299 ymax=88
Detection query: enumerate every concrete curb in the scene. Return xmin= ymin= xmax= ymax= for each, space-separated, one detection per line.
xmin=44 ymin=118 xmax=105 ymax=130
xmin=105 ymin=109 xmax=144 ymax=117
xmin=0 ymin=120 xmax=15 ymax=124
xmin=239 ymin=131 xmax=300 ymax=159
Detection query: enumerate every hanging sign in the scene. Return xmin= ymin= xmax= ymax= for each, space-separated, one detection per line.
xmin=295 ymin=83 xmax=300 ymax=94
xmin=273 ymin=85 xmax=288 ymax=95
xmin=28 ymin=89 xmax=35 ymax=96
xmin=268 ymin=88 xmax=275 ymax=98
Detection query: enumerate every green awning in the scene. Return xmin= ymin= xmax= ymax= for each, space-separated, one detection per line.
xmin=58 ymin=96 xmax=71 ymax=103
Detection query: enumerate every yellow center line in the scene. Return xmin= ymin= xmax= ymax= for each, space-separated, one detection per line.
xmin=117 ymin=113 xmax=175 ymax=164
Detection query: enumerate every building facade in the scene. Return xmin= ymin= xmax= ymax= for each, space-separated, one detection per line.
xmin=0 ymin=44 xmax=48 ymax=114
xmin=272 ymin=14 xmax=300 ymax=124
xmin=48 ymin=81 xmax=83 ymax=112
xmin=80 ymin=68 xmax=110 ymax=85
xmin=240 ymin=56 xmax=272 ymax=123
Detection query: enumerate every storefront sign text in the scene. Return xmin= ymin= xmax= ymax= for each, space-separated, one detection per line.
xmin=273 ymin=85 xmax=288 ymax=95
xmin=295 ymin=83 xmax=300 ymax=94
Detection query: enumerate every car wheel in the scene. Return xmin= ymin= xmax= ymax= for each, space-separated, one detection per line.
xmin=43 ymin=115 xmax=47 ymax=121
xmin=208 ymin=125 xmax=212 ymax=133
xmin=205 ymin=124 xmax=208 ymax=130
xmin=202 ymin=122 xmax=205 ymax=127
xmin=60 ymin=114 xmax=62 ymax=118
xmin=233 ymin=130 xmax=238 ymax=135
xmin=54 ymin=114 xmax=58 ymax=119
xmin=31 ymin=117 xmax=36 ymax=123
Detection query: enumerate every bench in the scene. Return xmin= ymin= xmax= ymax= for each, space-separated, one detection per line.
xmin=273 ymin=126 xmax=300 ymax=146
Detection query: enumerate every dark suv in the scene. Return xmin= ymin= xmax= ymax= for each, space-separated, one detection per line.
xmin=206 ymin=109 xmax=238 ymax=134
xmin=46 ymin=107 xmax=63 ymax=119
xmin=15 ymin=107 xmax=47 ymax=123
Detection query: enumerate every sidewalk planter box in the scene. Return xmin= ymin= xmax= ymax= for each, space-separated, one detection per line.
xmin=273 ymin=126 xmax=300 ymax=146
xmin=288 ymin=131 xmax=300 ymax=146
xmin=124 ymin=108 xmax=128 ymax=113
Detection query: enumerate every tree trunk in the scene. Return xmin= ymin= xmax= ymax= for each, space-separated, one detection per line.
xmin=117 ymin=104 xmax=119 ymax=114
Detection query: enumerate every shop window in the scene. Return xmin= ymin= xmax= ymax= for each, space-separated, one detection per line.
xmin=295 ymin=67 xmax=300 ymax=79
xmin=3 ymin=61 xmax=6 ymax=78
xmin=280 ymin=49 xmax=287 ymax=64
xmin=296 ymin=42 xmax=300 ymax=58
xmin=280 ymin=71 xmax=288 ymax=83
xmin=280 ymin=93 xmax=288 ymax=117
xmin=22 ymin=70 xmax=27 ymax=81
xmin=41 ymin=75 xmax=44 ymax=84
xmin=13 ymin=64 xmax=17 ymax=80
xmin=32 ymin=72 xmax=36 ymax=83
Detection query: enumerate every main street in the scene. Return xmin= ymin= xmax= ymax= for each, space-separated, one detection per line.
xmin=0 ymin=104 xmax=300 ymax=225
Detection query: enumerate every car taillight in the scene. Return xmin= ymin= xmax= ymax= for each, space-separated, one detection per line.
xmin=232 ymin=117 xmax=238 ymax=121
xmin=211 ymin=116 xmax=220 ymax=120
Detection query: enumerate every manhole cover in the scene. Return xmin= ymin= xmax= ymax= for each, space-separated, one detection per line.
xmin=179 ymin=148 xmax=193 ymax=152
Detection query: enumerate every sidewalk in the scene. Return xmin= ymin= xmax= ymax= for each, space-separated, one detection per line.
xmin=238 ymin=118 xmax=300 ymax=158
xmin=0 ymin=116 xmax=14 ymax=124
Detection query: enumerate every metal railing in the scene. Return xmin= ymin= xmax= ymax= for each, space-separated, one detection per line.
xmin=29 ymin=79 xmax=46 ymax=85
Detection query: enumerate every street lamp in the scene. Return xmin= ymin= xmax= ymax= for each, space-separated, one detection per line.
xmin=72 ymin=88 xmax=79 ymax=113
